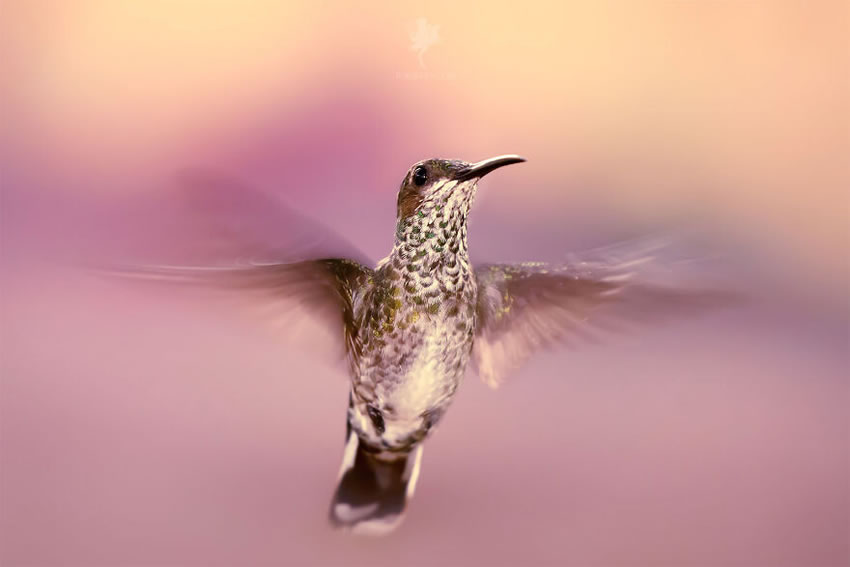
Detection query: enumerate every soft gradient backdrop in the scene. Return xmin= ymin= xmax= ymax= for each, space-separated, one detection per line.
xmin=1 ymin=1 xmax=848 ymax=565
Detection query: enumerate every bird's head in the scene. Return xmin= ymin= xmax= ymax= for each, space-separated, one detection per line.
xmin=394 ymin=155 xmax=525 ymax=249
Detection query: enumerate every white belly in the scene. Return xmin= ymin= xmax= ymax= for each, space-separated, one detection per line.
xmin=389 ymin=327 xmax=467 ymax=417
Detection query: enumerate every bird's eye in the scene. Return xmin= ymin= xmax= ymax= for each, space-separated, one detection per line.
xmin=367 ymin=405 xmax=385 ymax=434
xmin=412 ymin=165 xmax=427 ymax=186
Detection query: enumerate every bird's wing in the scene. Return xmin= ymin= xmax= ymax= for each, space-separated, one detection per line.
xmin=472 ymin=237 xmax=735 ymax=387
xmin=98 ymin=169 xmax=374 ymax=361
xmin=169 ymin=167 xmax=369 ymax=265
xmin=118 ymin=258 xmax=372 ymax=361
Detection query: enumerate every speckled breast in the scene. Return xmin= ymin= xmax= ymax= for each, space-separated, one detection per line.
xmin=350 ymin=259 xmax=478 ymax=429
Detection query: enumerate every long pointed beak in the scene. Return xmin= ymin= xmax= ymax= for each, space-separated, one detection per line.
xmin=456 ymin=154 xmax=526 ymax=181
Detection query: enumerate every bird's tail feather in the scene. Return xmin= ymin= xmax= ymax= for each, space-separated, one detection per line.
xmin=329 ymin=424 xmax=423 ymax=535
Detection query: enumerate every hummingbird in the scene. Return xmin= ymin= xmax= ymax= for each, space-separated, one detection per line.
xmin=106 ymin=155 xmax=730 ymax=535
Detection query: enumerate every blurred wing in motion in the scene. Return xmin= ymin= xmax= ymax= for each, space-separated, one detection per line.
xmin=118 ymin=258 xmax=372 ymax=361
xmin=472 ymin=237 xmax=736 ymax=387
xmin=170 ymin=167 xmax=370 ymax=265
xmin=100 ymin=169 xmax=374 ymax=361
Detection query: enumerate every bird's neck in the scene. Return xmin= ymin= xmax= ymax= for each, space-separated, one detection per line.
xmin=374 ymin=208 xmax=474 ymax=300
xmin=390 ymin=208 xmax=470 ymax=271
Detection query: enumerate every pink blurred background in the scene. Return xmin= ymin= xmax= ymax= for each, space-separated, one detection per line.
xmin=1 ymin=1 xmax=847 ymax=565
